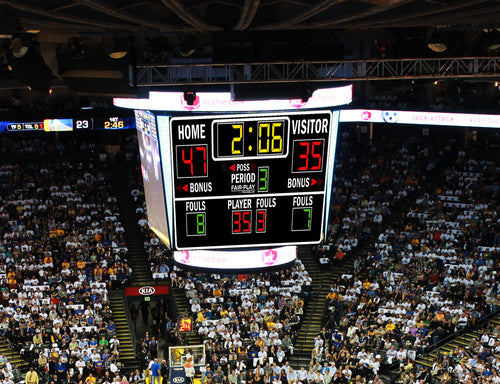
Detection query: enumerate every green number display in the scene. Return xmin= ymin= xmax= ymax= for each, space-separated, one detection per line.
xmin=196 ymin=213 xmax=206 ymax=234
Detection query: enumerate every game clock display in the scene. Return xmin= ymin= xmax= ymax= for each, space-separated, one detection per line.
xmin=167 ymin=110 xmax=338 ymax=250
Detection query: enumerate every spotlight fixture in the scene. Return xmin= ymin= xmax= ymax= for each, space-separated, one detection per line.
xmin=10 ymin=36 xmax=29 ymax=58
xmin=299 ymin=87 xmax=313 ymax=103
xmin=180 ymin=35 xmax=197 ymax=57
xmin=485 ymin=29 xmax=500 ymax=52
xmin=427 ymin=28 xmax=448 ymax=53
xmin=184 ymin=91 xmax=197 ymax=105
xmin=6 ymin=35 xmax=53 ymax=93
xmin=107 ymin=37 xmax=129 ymax=59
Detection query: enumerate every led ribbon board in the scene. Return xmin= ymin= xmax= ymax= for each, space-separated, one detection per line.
xmin=168 ymin=110 xmax=338 ymax=250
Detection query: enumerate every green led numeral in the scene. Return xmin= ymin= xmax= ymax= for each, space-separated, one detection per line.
xmin=291 ymin=207 xmax=313 ymax=231
xmin=304 ymin=208 xmax=311 ymax=229
xmin=196 ymin=213 xmax=206 ymax=234
xmin=258 ymin=167 xmax=269 ymax=192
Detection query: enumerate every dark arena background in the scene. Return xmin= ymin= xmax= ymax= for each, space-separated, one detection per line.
xmin=0 ymin=2 xmax=499 ymax=384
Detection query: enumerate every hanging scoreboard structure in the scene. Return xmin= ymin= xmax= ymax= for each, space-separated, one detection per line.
xmin=155 ymin=110 xmax=339 ymax=250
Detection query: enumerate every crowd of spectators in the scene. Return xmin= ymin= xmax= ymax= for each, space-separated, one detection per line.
xmin=184 ymin=264 xmax=312 ymax=365
xmin=0 ymin=135 xmax=105 ymax=158
xmin=0 ymin=112 xmax=496 ymax=384
xmin=121 ymin=126 xmax=499 ymax=384
xmin=319 ymin=130 xmax=441 ymax=265
xmin=0 ymin=157 xmax=132 ymax=384
xmin=422 ymin=323 xmax=500 ymax=384
xmin=318 ymin=152 xmax=499 ymax=384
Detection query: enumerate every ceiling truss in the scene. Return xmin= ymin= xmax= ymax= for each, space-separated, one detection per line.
xmin=131 ymin=56 xmax=500 ymax=87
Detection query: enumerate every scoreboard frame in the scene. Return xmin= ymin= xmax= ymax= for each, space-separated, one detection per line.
xmin=159 ymin=110 xmax=339 ymax=251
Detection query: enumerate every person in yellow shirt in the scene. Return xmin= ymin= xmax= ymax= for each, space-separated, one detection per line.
xmin=85 ymin=373 xmax=97 ymax=384
xmin=6 ymin=269 xmax=16 ymax=281
xmin=196 ymin=310 xmax=206 ymax=323
xmin=266 ymin=320 xmax=275 ymax=330
xmin=108 ymin=266 xmax=117 ymax=277
xmin=94 ymin=266 xmax=103 ymax=282
xmin=219 ymin=308 xmax=228 ymax=318
xmin=362 ymin=279 xmax=371 ymax=291
xmin=385 ymin=322 xmax=396 ymax=332
xmin=25 ymin=367 xmax=39 ymax=384
xmin=33 ymin=330 xmax=43 ymax=345
xmin=43 ymin=254 xmax=53 ymax=265
xmin=77 ymin=259 xmax=86 ymax=269
xmin=326 ymin=290 xmax=336 ymax=301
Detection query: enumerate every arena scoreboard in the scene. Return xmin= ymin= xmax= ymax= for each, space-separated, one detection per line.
xmin=160 ymin=110 xmax=339 ymax=250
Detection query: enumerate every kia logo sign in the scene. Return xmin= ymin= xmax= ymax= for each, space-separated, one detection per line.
xmin=172 ymin=377 xmax=185 ymax=383
xmin=138 ymin=286 xmax=156 ymax=295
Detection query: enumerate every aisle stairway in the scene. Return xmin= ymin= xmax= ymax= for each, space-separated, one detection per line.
xmin=0 ymin=339 xmax=29 ymax=371
xmin=415 ymin=314 xmax=500 ymax=368
xmin=293 ymin=246 xmax=335 ymax=366
xmin=293 ymin=244 xmax=363 ymax=366
xmin=109 ymin=291 xmax=139 ymax=371
xmin=113 ymin=167 xmax=151 ymax=286
xmin=111 ymin=160 xmax=201 ymax=357
xmin=170 ymin=286 xmax=202 ymax=346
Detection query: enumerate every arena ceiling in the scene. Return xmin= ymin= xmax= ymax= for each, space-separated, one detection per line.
xmin=6 ymin=0 xmax=500 ymax=34
xmin=1 ymin=0 xmax=500 ymax=95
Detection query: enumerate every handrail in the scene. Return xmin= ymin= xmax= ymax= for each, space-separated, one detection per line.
xmin=121 ymin=289 xmax=138 ymax=357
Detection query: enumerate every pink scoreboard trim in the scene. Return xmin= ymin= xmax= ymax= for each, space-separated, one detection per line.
xmin=174 ymin=246 xmax=296 ymax=269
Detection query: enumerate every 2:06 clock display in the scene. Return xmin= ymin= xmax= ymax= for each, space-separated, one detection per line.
xmin=214 ymin=118 xmax=288 ymax=159
xmin=163 ymin=110 xmax=339 ymax=250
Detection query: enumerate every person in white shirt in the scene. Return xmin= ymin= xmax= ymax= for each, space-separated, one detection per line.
xmin=184 ymin=363 xmax=195 ymax=384
xmin=342 ymin=367 xmax=352 ymax=382
xmin=386 ymin=346 xmax=398 ymax=364
xmin=258 ymin=348 xmax=267 ymax=366
xmin=480 ymin=331 xmax=490 ymax=345
xmin=276 ymin=347 xmax=286 ymax=363
xmin=287 ymin=368 xmax=297 ymax=383
xmin=306 ymin=369 xmax=317 ymax=383
xmin=314 ymin=336 xmax=324 ymax=349
xmin=396 ymin=348 xmax=407 ymax=366
xmin=297 ymin=368 xmax=307 ymax=383
xmin=75 ymin=357 xmax=86 ymax=375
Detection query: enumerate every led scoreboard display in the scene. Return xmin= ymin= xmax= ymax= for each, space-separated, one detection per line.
xmin=168 ymin=110 xmax=338 ymax=250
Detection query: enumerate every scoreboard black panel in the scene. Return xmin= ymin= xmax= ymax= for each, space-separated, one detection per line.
xmin=167 ymin=110 xmax=338 ymax=250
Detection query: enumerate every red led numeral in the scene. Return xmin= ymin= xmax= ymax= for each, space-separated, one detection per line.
xmin=298 ymin=142 xmax=310 ymax=171
xmin=196 ymin=146 xmax=207 ymax=175
xmin=180 ymin=145 xmax=207 ymax=177
xmin=232 ymin=210 xmax=252 ymax=233
xmin=310 ymin=141 xmax=322 ymax=170
xmin=182 ymin=147 xmax=194 ymax=175
xmin=295 ymin=140 xmax=323 ymax=172
xmin=256 ymin=210 xmax=266 ymax=233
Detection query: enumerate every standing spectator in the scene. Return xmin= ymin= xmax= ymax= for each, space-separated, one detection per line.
xmin=25 ymin=367 xmax=39 ymax=384
xmin=150 ymin=359 xmax=161 ymax=384
xmin=161 ymin=360 xmax=169 ymax=384
xmin=185 ymin=362 xmax=195 ymax=384
xmin=149 ymin=337 xmax=159 ymax=359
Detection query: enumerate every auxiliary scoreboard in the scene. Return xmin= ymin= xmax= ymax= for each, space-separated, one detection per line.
xmin=159 ymin=110 xmax=339 ymax=250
